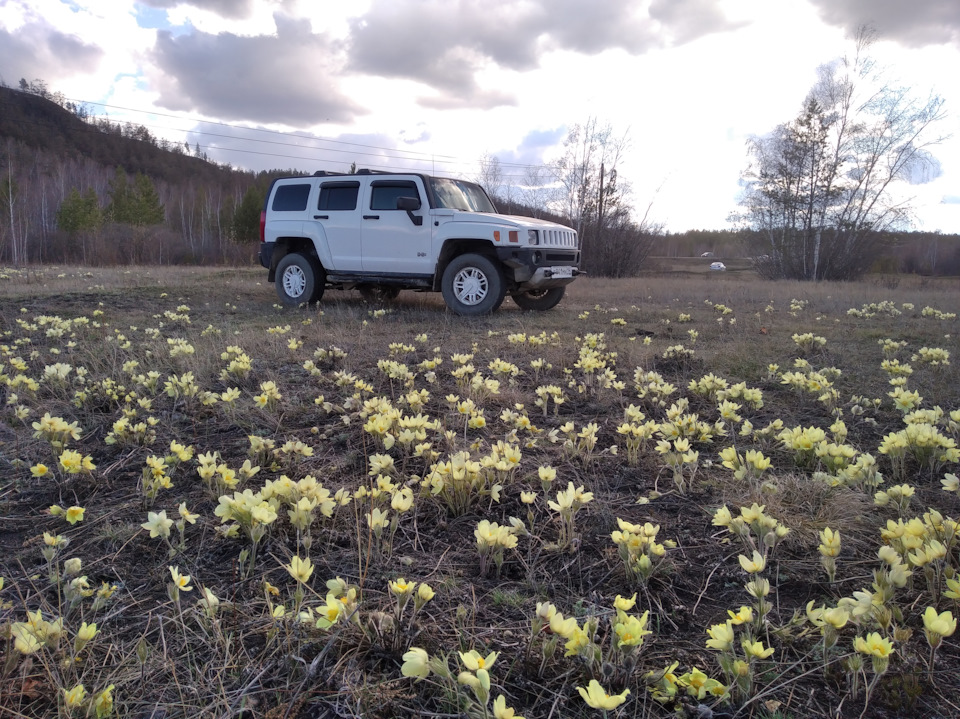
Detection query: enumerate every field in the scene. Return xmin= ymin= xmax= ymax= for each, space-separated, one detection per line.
xmin=1 ymin=265 xmax=959 ymax=719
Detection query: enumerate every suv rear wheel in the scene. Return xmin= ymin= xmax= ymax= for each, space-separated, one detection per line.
xmin=276 ymin=253 xmax=324 ymax=306
xmin=441 ymin=253 xmax=505 ymax=316
xmin=512 ymin=286 xmax=565 ymax=311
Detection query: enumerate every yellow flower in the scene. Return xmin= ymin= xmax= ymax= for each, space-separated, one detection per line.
xmin=169 ymin=566 xmax=193 ymax=592
xmin=549 ymin=612 xmax=578 ymax=638
xmin=705 ymin=621 xmax=734 ymax=651
xmin=853 ymin=632 xmax=894 ymax=658
xmin=614 ymin=611 xmax=651 ymax=648
xmin=64 ymin=684 xmax=87 ymax=709
xmin=141 ymin=510 xmax=173 ymax=539
xmin=922 ymin=607 xmax=956 ymax=638
xmin=822 ymin=607 xmax=849 ymax=629
xmin=459 ymin=649 xmax=498 ymax=672
xmin=738 ymin=550 xmax=766 ymax=574
xmin=64 ymin=506 xmax=86 ymax=525
xmin=199 ymin=587 xmax=220 ymax=618
xmin=285 ymin=555 xmax=314 ymax=584
xmin=741 ymin=638 xmax=775 ymax=660
xmin=818 ymin=527 xmax=841 ymax=557
xmin=13 ymin=626 xmax=41 ymax=654
xmin=712 ymin=505 xmax=732 ymax=527
xmin=93 ymin=684 xmax=115 ymax=718
xmin=178 ymin=502 xmax=199 ymax=524
xmin=389 ymin=577 xmax=416 ymax=597
xmin=417 ymin=583 xmax=435 ymax=602
xmin=564 ymin=626 xmax=591 ymax=656
xmin=613 ymin=593 xmax=637 ymax=611
xmin=577 ymin=679 xmax=630 ymax=710
xmin=315 ymin=599 xmax=344 ymax=628
xmin=391 ymin=487 xmax=414 ymax=513
xmin=493 ymin=695 xmax=525 ymax=719
xmin=30 ymin=463 xmax=49 ymax=477
xmin=76 ymin=621 xmax=98 ymax=642
xmin=536 ymin=602 xmax=557 ymax=621
xmin=520 ymin=491 xmax=537 ymax=504
xmin=727 ymin=606 xmax=753 ymax=625
xmin=401 ymin=647 xmax=430 ymax=679
xmin=59 ymin=450 xmax=83 ymax=473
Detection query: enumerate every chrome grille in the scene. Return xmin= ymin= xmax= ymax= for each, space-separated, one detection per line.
xmin=540 ymin=228 xmax=578 ymax=248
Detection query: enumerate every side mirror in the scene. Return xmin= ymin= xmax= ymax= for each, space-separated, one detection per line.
xmin=396 ymin=196 xmax=423 ymax=226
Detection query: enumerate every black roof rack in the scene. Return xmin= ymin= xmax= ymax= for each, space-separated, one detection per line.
xmin=313 ymin=170 xmax=348 ymax=177
xmin=355 ymin=169 xmax=394 ymax=175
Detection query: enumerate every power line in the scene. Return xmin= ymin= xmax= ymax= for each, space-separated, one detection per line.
xmin=62 ymin=95 xmax=555 ymax=174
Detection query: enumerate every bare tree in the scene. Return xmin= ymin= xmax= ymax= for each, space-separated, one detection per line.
xmin=518 ymin=165 xmax=557 ymax=218
xmin=476 ymin=152 xmax=504 ymax=198
xmin=550 ymin=118 xmax=661 ymax=276
xmin=741 ymin=27 xmax=948 ymax=280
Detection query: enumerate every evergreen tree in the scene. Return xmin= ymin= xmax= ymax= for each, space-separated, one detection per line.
xmin=232 ymin=185 xmax=266 ymax=242
xmin=57 ymin=188 xmax=102 ymax=234
xmin=107 ymin=168 xmax=164 ymax=226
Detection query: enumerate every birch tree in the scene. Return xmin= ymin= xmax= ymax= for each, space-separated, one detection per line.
xmin=741 ymin=27 xmax=947 ymax=280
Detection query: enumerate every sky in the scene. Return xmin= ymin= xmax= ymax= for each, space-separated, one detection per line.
xmin=1 ymin=0 xmax=960 ymax=234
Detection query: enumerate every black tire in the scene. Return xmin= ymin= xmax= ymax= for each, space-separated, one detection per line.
xmin=511 ymin=286 xmax=566 ymax=311
xmin=358 ymin=284 xmax=401 ymax=302
xmin=275 ymin=253 xmax=324 ymax=307
xmin=441 ymin=253 xmax=506 ymax=316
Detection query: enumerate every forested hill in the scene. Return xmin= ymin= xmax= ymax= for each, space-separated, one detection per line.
xmin=0 ymin=85 xmax=236 ymax=185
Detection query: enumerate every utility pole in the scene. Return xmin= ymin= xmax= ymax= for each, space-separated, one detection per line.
xmin=597 ymin=162 xmax=605 ymax=237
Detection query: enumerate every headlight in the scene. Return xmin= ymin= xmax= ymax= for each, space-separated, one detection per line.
xmin=527 ymin=229 xmax=539 ymax=245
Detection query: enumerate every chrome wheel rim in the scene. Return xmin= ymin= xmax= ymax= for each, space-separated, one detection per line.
xmin=453 ymin=267 xmax=488 ymax=305
xmin=282 ymin=266 xmax=307 ymax=298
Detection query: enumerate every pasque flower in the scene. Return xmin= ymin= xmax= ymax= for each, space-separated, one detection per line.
xmin=854 ymin=632 xmax=893 ymax=658
xmin=459 ymin=649 xmax=498 ymax=672
xmin=738 ymin=550 xmax=766 ymax=574
xmin=401 ymin=647 xmax=430 ymax=679
xmin=493 ymin=695 xmax=525 ymax=719
xmin=142 ymin=511 xmax=174 ymax=539
xmin=577 ymin=679 xmax=630 ymax=710
xmin=169 ymin=566 xmax=192 ymax=592
xmin=705 ymin=621 xmax=734 ymax=651
xmin=285 ymin=555 xmax=314 ymax=584
xmin=922 ymin=606 xmax=956 ymax=644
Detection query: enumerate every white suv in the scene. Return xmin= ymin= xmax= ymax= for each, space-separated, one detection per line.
xmin=258 ymin=170 xmax=581 ymax=315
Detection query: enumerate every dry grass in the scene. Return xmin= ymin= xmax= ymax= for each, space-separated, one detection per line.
xmin=1 ymin=265 xmax=960 ymax=719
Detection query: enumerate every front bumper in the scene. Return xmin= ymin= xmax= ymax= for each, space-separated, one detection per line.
xmin=495 ymin=247 xmax=581 ymax=288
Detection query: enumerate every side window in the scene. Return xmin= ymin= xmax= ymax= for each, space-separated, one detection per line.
xmin=319 ymin=182 xmax=360 ymax=211
xmin=370 ymin=182 xmax=420 ymax=211
xmin=271 ymin=183 xmax=311 ymax=212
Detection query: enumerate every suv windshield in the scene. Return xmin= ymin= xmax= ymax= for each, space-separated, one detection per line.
xmin=429 ymin=178 xmax=497 ymax=213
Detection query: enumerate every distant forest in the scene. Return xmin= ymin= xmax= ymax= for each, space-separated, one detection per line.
xmin=1 ymin=80 xmax=958 ymax=274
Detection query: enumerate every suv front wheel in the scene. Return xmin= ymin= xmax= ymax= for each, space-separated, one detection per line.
xmin=441 ymin=253 xmax=505 ymax=316
xmin=276 ymin=253 xmax=324 ymax=307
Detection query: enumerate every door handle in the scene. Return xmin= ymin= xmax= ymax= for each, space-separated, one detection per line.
xmin=314 ymin=215 xmax=329 ymax=219
xmin=363 ymin=215 xmax=380 ymax=220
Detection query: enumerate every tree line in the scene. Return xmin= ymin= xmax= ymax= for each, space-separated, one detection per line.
xmin=2 ymin=50 xmax=955 ymax=279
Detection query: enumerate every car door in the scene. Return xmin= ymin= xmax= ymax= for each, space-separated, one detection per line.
xmin=360 ymin=179 xmax=433 ymax=274
xmin=313 ymin=181 xmax=362 ymax=271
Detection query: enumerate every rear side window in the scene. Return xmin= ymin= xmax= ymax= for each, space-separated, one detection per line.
xmin=271 ymin=183 xmax=311 ymax=212
xmin=370 ymin=181 xmax=420 ymax=211
xmin=319 ymin=182 xmax=360 ymax=211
